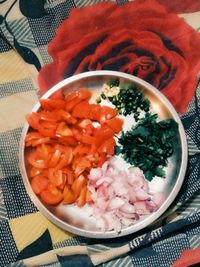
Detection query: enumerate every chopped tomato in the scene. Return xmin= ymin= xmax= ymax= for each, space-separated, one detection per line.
xmin=26 ymin=137 xmax=51 ymax=147
xmin=27 ymin=152 xmax=46 ymax=169
xmin=73 ymin=144 xmax=90 ymax=156
xmin=47 ymin=149 xmax=61 ymax=168
xmin=73 ymin=157 xmax=91 ymax=176
xmin=55 ymin=147 xmax=73 ymax=169
xmin=40 ymin=184 xmax=63 ymax=205
xmin=76 ymin=186 xmax=87 ymax=207
xmin=98 ymin=138 xmax=116 ymax=155
xmin=97 ymin=153 xmax=107 ymax=167
xmin=94 ymin=124 xmax=114 ymax=147
xmin=31 ymin=175 xmax=49 ymax=195
xmin=25 ymin=132 xmax=44 ymax=143
xmin=65 ymin=91 xmax=77 ymax=102
xmin=81 ymin=134 xmax=96 ymax=145
xmin=78 ymin=119 xmax=92 ymax=129
xmin=65 ymin=97 xmax=82 ymax=112
xmin=48 ymin=168 xmax=65 ymax=187
xmin=77 ymin=89 xmax=91 ymax=100
xmin=58 ymin=109 xmax=77 ymax=124
xmin=72 ymin=101 xmax=91 ymax=118
xmin=36 ymin=143 xmax=52 ymax=159
xmin=56 ymin=122 xmax=73 ymax=137
xmin=62 ymin=168 xmax=74 ymax=184
xmin=40 ymin=99 xmax=66 ymax=110
xmin=29 ymin=166 xmax=43 ymax=177
xmin=25 ymin=87 xmax=123 ymax=208
xmin=99 ymin=106 xmax=118 ymax=123
xmin=86 ymin=188 xmax=93 ymax=203
xmin=39 ymin=110 xmax=62 ymax=122
xmin=63 ymin=186 xmax=77 ymax=204
xmin=105 ymin=117 xmax=123 ymax=133
xmin=88 ymin=104 xmax=101 ymax=121
xmin=71 ymin=175 xmax=87 ymax=198
xmin=71 ymin=128 xmax=82 ymax=142
xmin=85 ymin=124 xmax=95 ymax=135
xmin=40 ymin=120 xmax=57 ymax=131
xmin=37 ymin=126 xmax=56 ymax=138
xmin=26 ymin=113 xmax=40 ymax=130
xmin=58 ymin=136 xmax=78 ymax=146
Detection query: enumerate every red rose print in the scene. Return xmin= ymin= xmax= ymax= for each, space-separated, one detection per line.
xmin=38 ymin=0 xmax=200 ymax=113
xmin=157 ymin=0 xmax=200 ymax=13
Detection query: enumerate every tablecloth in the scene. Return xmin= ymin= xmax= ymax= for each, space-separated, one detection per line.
xmin=0 ymin=0 xmax=200 ymax=266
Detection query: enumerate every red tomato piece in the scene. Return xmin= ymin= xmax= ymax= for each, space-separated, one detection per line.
xmin=81 ymin=134 xmax=96 ymax=145
xmin=26 ymin=137 xmax=51 ymax=147
xmin=39 ymin=110 xmax=61 ymax=122
xmin=76 ymin=186 xmax=87 ymax=207
xmin=58 ymin=109 xmax=77 ymax=124
xmin=77 ymin=89 xmax=91 ymax=100
xmin=73 ymin=144 xmax=90 ymax=156
xmin=71 ymin=128 xmax=82 ymax=142
xmin=98 ymin=138 xmax=116 ymax=155
xmin=88 ymin=104 xmax=101 ymax=121
xmin=40 ymin=184 xmax=63 ymax=205
xmin=73 ymin=157 xmax=91 ymax=176
xmin=58 ymin=136 xmax=78 ymax=146
xmin=56 ymin=122 xmax=73 ymax=137
xmin=27 ymin=152 xmax=46 ymax=169
xmin=48 ymin=168 xmax=64 ymax=187
xmin=62 ymin=168 xmax=74 ymax=185
xmin=47 ymin=149 xmax=61 ymax=168
xmin=78 ymin=119 xmax=92 ymax=129
xmin=40 ymin=99 xmax=66 ymax=110
xmin=65 ymin=97 xmax=82 ymax=112
xmin=105 ymin=117 xmax=123 ymax=134
xmin=25 ymin=132 xmax=44 ymax=143
xmin=99 ymin=106 xmax=118 ymax=123
xmin=37 ymin=126 xmax=56 ymax=138
xmin=97 ymin=153 xmax=107 ymax=167
xmin=40 ymin=120 xmax=57 ymax=131
xmin=63 ymin=186 xmax=77 ymax=204
xmin=71 ymin=175 xmax=87 ymax=198
xmin=26 ymin=113 xmax=40 ymax=130
xmin=29 ymin=166 xmax=43 ymax=177
xmin=94 ymin=124 xmax=114 ymax=147
xmin=65 ymin=91 xmax=78 ymax=103
xmin=31 ymin=175 xmax=49 ymax=195
xmin=36 ymin=143 xmax=52 ymax=159
xmin=72 ymin=101 xmax=91 ymax=118
xmin=55 ymin=147 xmax=73 ymax=169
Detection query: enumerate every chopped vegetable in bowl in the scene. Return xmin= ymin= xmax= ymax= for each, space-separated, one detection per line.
xmin=22 ymin=72 xmax=181 ymax=236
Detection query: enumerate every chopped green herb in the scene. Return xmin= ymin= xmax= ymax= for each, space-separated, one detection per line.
xmin=109 ymin=78 xmax=120 ymax=87
xmin=101 ymin=83 xmax=150 ymax=120
xmin=116 ymin=113 xmax=178 ymax=181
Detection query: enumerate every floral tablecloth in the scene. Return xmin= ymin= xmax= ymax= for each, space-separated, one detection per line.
xmin=0 ymin=0 xmax=200 ymax=266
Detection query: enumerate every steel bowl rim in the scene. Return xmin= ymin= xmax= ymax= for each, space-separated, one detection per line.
xmin=19 ymin=70 xmax=188 ymax=238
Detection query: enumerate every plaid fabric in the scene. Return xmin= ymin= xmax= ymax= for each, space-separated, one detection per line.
xmin=0 ymin=1 xmax=200 ymax=266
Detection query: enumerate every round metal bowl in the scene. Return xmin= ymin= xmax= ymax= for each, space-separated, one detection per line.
xmin=19 ymin=71 xmax=188 ymax=238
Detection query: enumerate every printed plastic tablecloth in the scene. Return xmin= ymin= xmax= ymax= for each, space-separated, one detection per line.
xmin=0 ymin=0 xmax=200 ymax=266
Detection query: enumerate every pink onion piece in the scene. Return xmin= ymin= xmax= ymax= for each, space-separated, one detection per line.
xmin=87 ymin=157 xmax=166 ymax=232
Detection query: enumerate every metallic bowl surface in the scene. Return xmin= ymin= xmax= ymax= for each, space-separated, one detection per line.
xmin=19 ymin=71 xmax=188 ymax=238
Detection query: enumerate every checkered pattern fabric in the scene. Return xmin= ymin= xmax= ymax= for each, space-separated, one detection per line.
xmin=0 ymin=1 xmax=200 ymax=266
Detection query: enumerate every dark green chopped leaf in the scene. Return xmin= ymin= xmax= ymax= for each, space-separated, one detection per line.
xmin=114 ymin=146 xmax=121 ymax=155
xmin=99 ymin=82 xmax=150 ymax=117
xmin=116 ymin=113 xmax=178 ymax=180
xmin=109 ymin=78 xmax=120 ymax=87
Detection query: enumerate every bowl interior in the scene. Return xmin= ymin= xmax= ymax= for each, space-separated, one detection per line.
xmin=19 ymin=71 xmax=187 ymax=238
